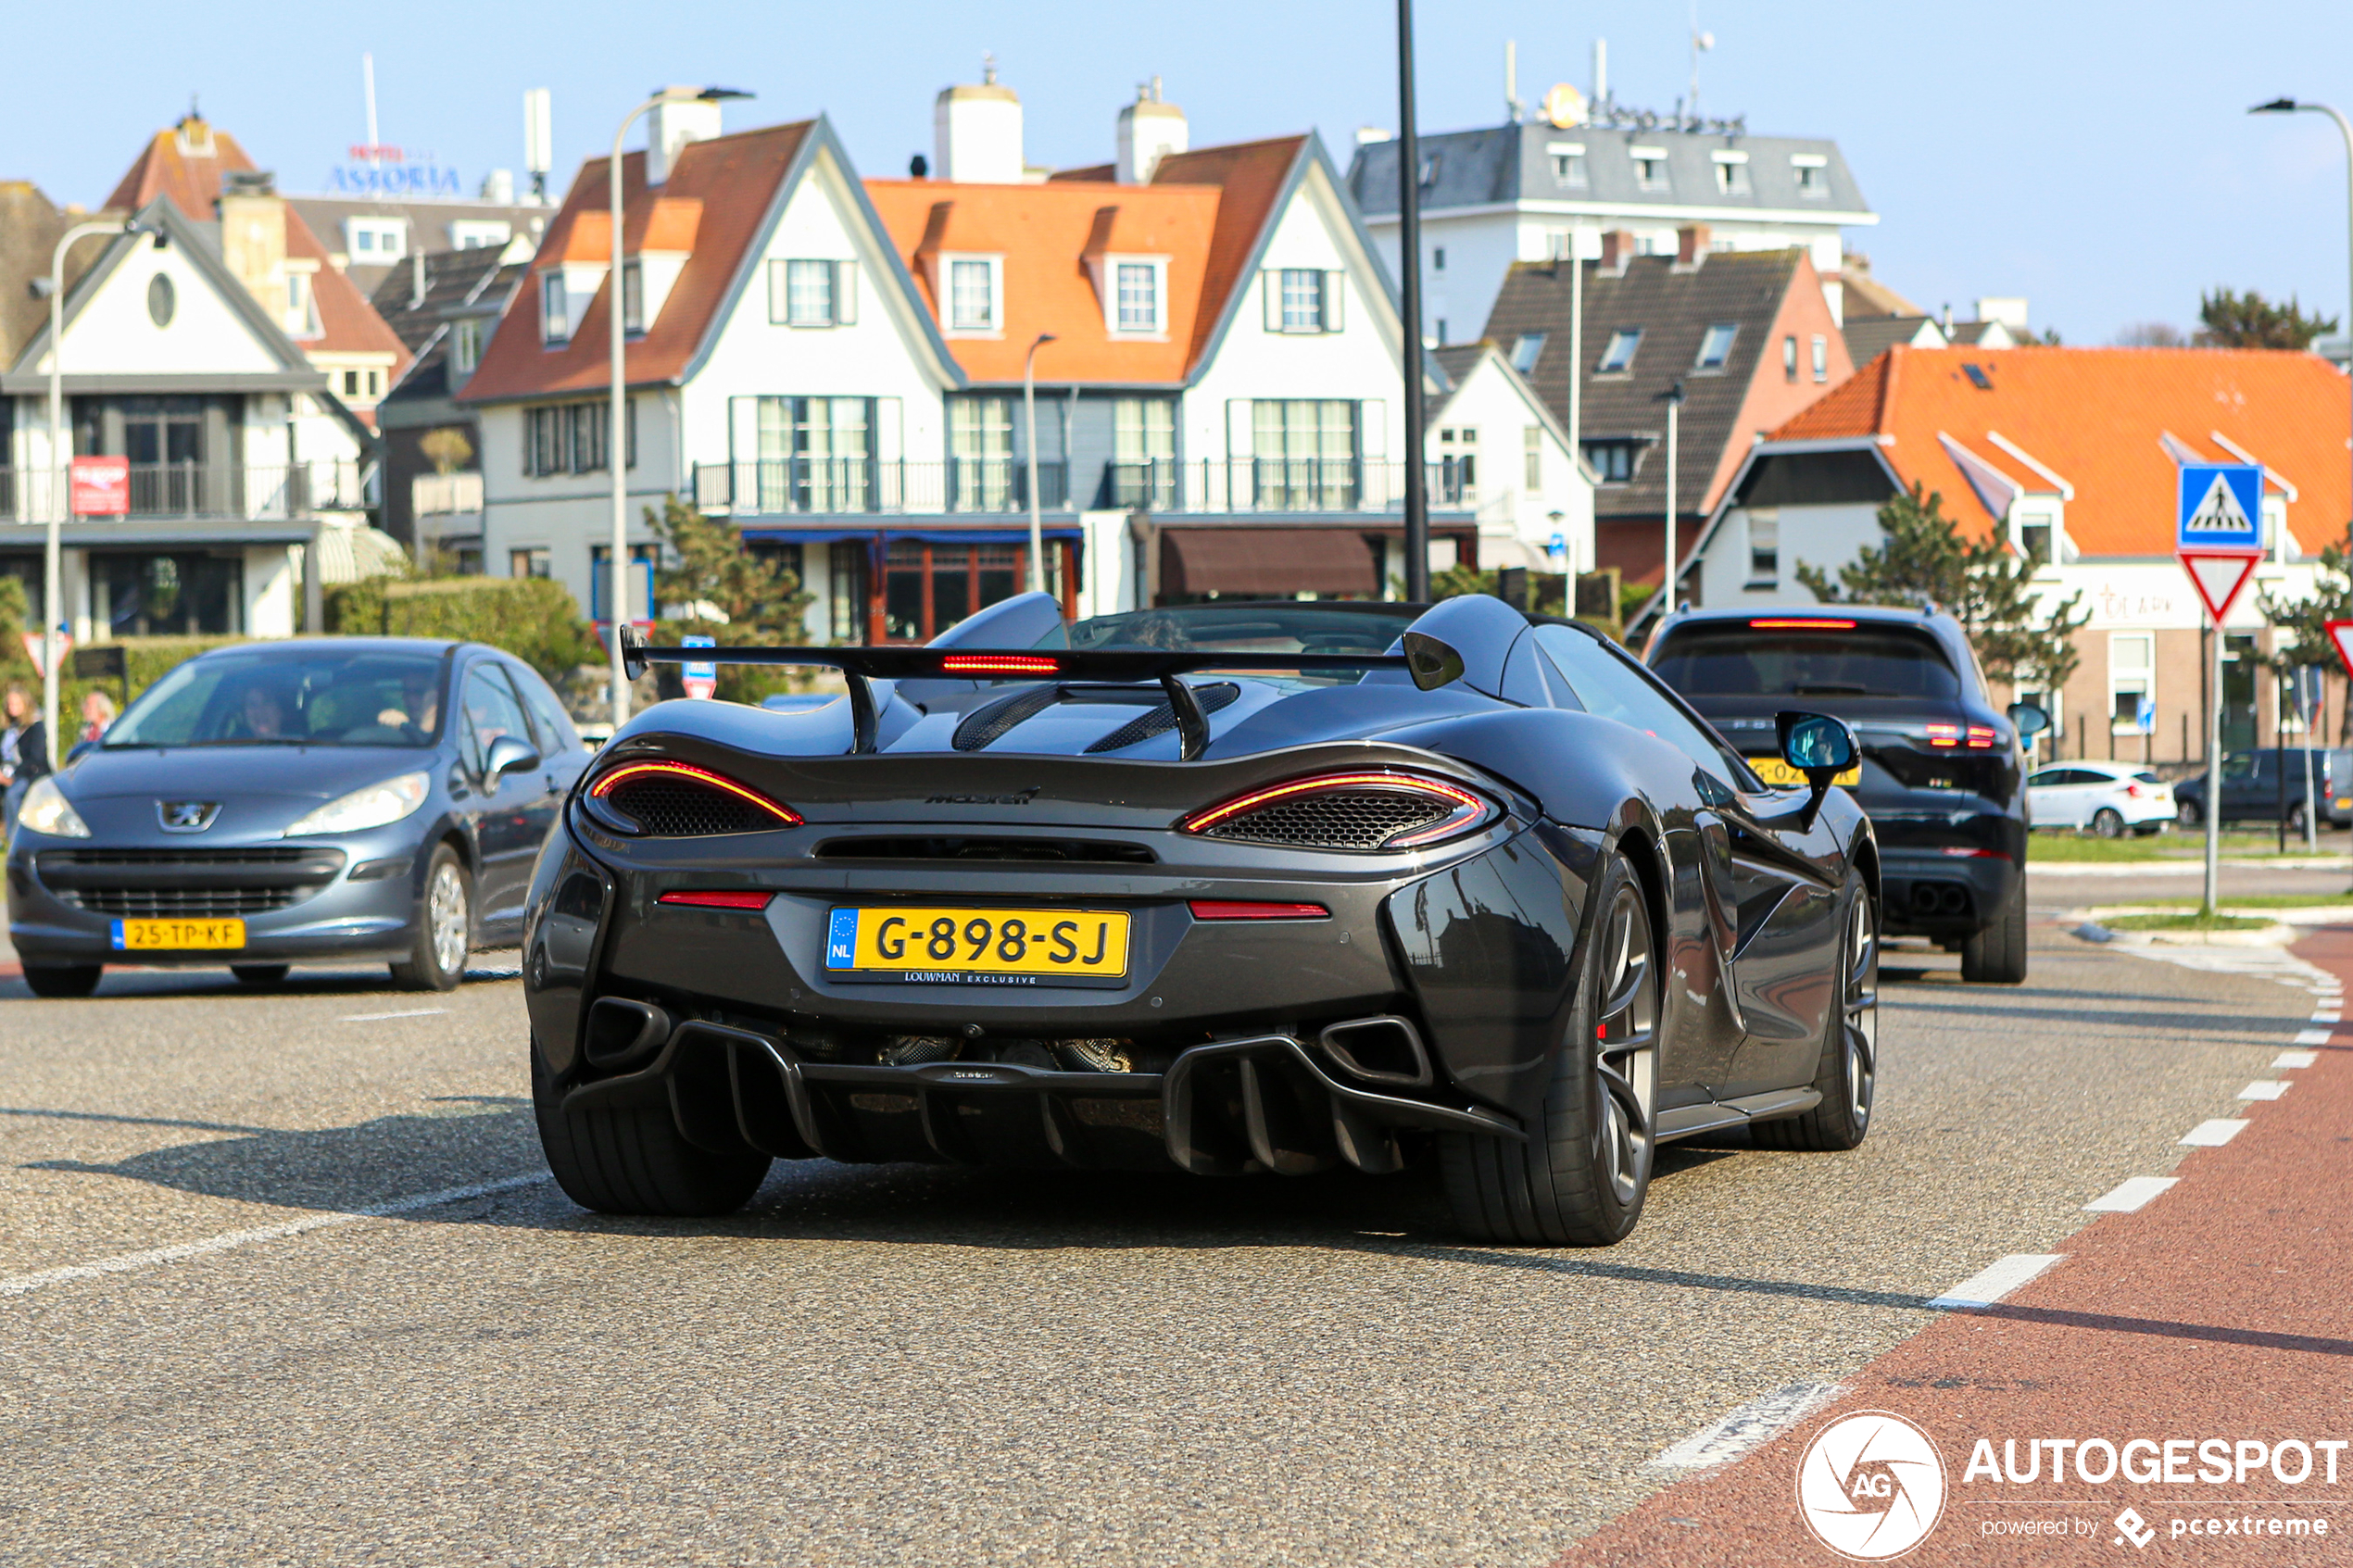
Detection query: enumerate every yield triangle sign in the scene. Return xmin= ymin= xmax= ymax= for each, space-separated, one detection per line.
xmin=2326 ymin=620 xmax=2353 ymax=681
xmin=2177 ymin=550 xmax=2261 ymax=625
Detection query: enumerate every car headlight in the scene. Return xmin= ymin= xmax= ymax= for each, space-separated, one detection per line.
xmin=283 ymin=771 xmax=431 ymax=837
xmin=18 ymin=776 xmax=91 ymax=838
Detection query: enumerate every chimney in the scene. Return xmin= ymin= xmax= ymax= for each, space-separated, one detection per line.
xmin=218 ymin=171 xmax=289 ymax=326
xmin=648 ymin=90 xmax=724 ymax=185
xmin=1676 ymin=224 xmax=1710 ymax=266
xmin=1116 ymin=76 xmax=1187 ymax=183
xmin=1599 ymin=229 xmax=1636 ymax=273
xmin=934 ymin=56 xmax=1024 ymax=183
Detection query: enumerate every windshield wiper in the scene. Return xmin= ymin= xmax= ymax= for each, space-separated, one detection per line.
xmin=184 ymin=737 xmax=317 ymax=747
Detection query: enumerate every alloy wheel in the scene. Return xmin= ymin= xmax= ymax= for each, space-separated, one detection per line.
xmin=1842 ymin=894 xmax=1880 ymax=1127
xmin=428 ymin=860 xmax=469 ymax=977
xmin=1592 ymin=882 xmax=1658 ymax=1208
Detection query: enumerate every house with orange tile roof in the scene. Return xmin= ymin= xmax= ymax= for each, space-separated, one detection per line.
xmin=1673 ymin=345 xmax=2353 ymax=763
xmin=0 ymin=165 xmax=383 ymax=646
xmin=458 ymin=72 xmax=1588 ymax=644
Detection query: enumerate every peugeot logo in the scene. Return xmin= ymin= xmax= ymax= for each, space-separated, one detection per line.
xmin=157 ymin=800 xmax=220 ymax=833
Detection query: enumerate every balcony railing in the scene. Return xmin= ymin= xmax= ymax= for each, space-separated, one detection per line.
xmin=1101 ymin=459 xmax=1476 ymax=513
xmin=693 ymin=458 xmax=1071 ymax=517
xmin=0 ymin=461 xmax=370 ymax=523
xmin=412 ymin=471 xmax=484 ymax=517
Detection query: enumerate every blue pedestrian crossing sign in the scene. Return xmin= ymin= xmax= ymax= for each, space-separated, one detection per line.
xmin=2176 ymin=463 xmax=2263 ymax=554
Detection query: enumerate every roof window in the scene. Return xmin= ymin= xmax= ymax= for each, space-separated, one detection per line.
xmin=1511 ymin=333 xmax=1547 ymax=373
xmin=1693 ymin=322 xmax=1739 ymax=370
xmin=1791 ymin=153 xmax=1829 ymax=197
xmin=1710 ymin=150 xmax=1751 ymax=195
xmin=1963 ymin=362 xmax=1993 ymax=390
xmin=1629 ymin=147 xmax=1669 ymax=193
xmin=1596 ymin=328 xmax=1642 ymax=374
xmin=1547 ymin=142 xmax=1586 ymax=186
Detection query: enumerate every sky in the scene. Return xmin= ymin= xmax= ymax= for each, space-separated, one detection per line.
xmin=6 ymin=0 xmax=2352 ymax=345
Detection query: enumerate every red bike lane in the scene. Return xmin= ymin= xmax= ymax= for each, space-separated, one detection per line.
xmin=1559 ymin=929 xmax=2353 ymax=1566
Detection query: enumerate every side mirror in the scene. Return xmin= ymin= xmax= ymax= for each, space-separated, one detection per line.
xmin=2007 ymin=701 xmax=2050 ymax=740
xmin=1776 ymin=710 xmax=1859 ymax=831
xmin=484 ymin=734 xmax=542 ymax=780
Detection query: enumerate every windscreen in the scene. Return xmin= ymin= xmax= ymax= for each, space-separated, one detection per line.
xmin=1650 ymin=623 xmax=1963 ymax=701
xmin=105 ymin=650 xmax=449 ymax=748
xmin=1043 ymin=603 xmax=1416 ymax=677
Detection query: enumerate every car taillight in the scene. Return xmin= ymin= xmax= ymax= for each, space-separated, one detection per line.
xmin=1966 ymin=725 xmax=1997 ymax=748
xmin=585 ymin=759 xmax=801 ymax=834
xmin=939 ymin=653 xmax=1061 ymax=676
xmin=657 ymin=890 xmax=775 ymax=910
xmin=1926 ymin=724 xmax=1960 ymax=747
xmin=1179 ymin=771 xmax=1495 ymax=852
xmin=2124 ymin=783 xmax=2145 ymax=798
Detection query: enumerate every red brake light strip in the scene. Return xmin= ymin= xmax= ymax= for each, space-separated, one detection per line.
xmin=1749 ymin=618 xmax=1857 ymax=630
xmin=1926 ymin=724 xmax=1960 ymax=748
xmin=587 ymin=759 xmax=802 ymax=824
xmin=658 ymin=890 xmax=776 ymax=910
xmin=1966 ymin=725 xmax=1997 ymax=748
xmin=940 ymin=654 xmax=1061 ymax=675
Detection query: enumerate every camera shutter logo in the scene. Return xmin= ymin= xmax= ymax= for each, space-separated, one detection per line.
xmin=1794 ymin=1411 xmax=1946 ymax=1560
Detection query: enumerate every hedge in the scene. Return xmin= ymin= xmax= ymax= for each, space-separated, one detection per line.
xmin=324 ymin=576 xmax=602 ymax=679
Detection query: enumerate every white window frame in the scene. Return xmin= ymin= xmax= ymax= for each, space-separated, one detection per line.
xmin=1547 ymin=142 xmax=1586 ymax=186
xmin=452 ymin=317 xmax=484 ymax=377
xmin=346 ymin=217 xmax=408 ymax=260
xmin=621 ymin=260 xmax=644 ymax=334
xmin=1596 ymin=328 xmax=1642 ymax=374
xmin=1745 ymin=508 xmax=1780 ymax=587
xmin=284 ymin=266 xmax=319 ymax=339
xmin=1266 ymin=268 xmax=1343 ymax=334
xmin=448 ymin=220 xmax=512 ymax=250
xmin=941 ymin=254 xmax=1002 ymax=335
xmin=1511 ymin=332 xmax=1547 ymax=373
xmin=1629 ymin=146 xmax=1669 ymax=193
xmin=2108 ymin=633 xmax=2155 ymax=736
xmin=1792 ymin=153 xmax=1829 ymax=197
xmin=540 ymin=273 xmax=570 ymax=347
xmin=1810 ymin=333 xmax=1830 ymax=383
xmin=1101 ymin=255 xmax=1168 ymax=336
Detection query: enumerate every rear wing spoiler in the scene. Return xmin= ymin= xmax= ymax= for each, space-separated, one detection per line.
xmin=617 ymin=625 xmax=1438 ymax=757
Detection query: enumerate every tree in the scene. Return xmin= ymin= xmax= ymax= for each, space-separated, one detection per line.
xmin=419 ymin=426 xmax=474 ymax=475
xmin=2114 ymin=321 xmax=2186 ymax=347
xmin=0 ymin=575 xmax=32 ymax=685
xmin=1795 ymin=482 xmax=2087 ymax=691
xmin=643 ymin=495 xmax=815 ymax=703
xmin=2196 ymin=288 xmax=2339 ymax=349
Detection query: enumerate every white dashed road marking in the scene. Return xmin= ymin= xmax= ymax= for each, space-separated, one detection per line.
xmin=2274 ymin=1050 xmax=2321 ymax=1069
xmin=338 ymin=1009 xmax=450 ymax=1023
xmin=2238 ymin=1081 xmax=2293 ymax=1100
xmin=1647 ymin=1383 xmax=1845 ymax=1474
xmin=2292 ymin=1028 xmax=2333 ymax=1047
xmin=2310 ymin=1011 xmax=2340 ymax=1024
xmin=2181 ymin=1119 xmax=2250 ymax=1147
xmin=2084 ymin=1177 xmax=2179 ymax=1213
xmin=0 ymin=1174 xmax=549 ymax=1300
xmin=1928 ymin=1254 xmax=2067 ymax=1311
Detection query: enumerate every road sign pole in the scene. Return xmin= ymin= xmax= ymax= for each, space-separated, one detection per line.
xmin=2205 ymin=630 xmax=2221 ymax=916
xmin=2174 ymin=461 xmax=2265 ymax=919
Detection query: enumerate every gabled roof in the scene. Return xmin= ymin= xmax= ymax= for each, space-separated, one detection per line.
xmin=1481 ymin=248 xmax=1825 ymax=520
xmin=107 ymin=119 xmax=409 ymax=368
xmin=371 ymin=249 xmax=526 ymax=405
xmin=1348 ymin=122 xmax=1874 ymax=222
xmin=1841 ymin=313 xmax=1944 ymax=366
xmin=869 ymin=134 xmax=1320 ymax=384
xmin=1768 ymin=345 xmax=2353 ymax=557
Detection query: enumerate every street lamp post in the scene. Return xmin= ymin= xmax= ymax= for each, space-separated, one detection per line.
xmin=43 ymin=217 xmax=159 ymax=767
xmin=1662 ymin=381 xmax=1685 ymax=618
xmin=1395 ymin=0 xmax=1429 ymax=602
xmin=1023 ymin=332 xmax=1057 ymax=597
xmin=2251 ymin=97 xmax=2353 ymax=872
xmin=606 ymin=85 xmax=749 ymax=729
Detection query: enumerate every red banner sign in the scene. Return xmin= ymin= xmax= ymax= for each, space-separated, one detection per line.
xmin=69 ymin=455 xmax=130 ymax=517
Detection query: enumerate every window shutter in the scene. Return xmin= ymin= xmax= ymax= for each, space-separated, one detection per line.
xmin=1323 ymin=271 xmax=1344 ymax=332
xmin=767 ymin=259 xmax=788 ymax=324
xmin=1263 ymin=271 xmax=1282 ymax=332
xmin=836 ymin=259 xmax=859 ymax=325
xmin=1226 ymin=399 xmax=1254 ymax=459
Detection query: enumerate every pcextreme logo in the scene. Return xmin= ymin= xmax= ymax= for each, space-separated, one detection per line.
xmin=1796 ymin=1411 xmax=1949 ymax=1561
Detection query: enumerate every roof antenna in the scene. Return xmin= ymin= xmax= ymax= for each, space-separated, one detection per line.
xmin=981 ymin=50 xmax=997 ymax=86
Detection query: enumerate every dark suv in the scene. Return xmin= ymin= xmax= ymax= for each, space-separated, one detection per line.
xmin=1645 ymin=606 xmax=2044 ymax=983
xmin=2174 ymin=747 xmax=2340 ymax=833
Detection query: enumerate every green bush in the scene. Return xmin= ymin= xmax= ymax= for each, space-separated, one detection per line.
xmin=325 ymin=576 xmax=601 ymax=679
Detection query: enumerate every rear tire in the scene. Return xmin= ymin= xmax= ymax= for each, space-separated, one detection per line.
xmin=1440 ymin=852 xmax=1658 ymax=1247
xmin=391 ymin=845 xmax=469 ymax=992
xmin=231 ymin=963 xmax=291 ymax=987
xmin=1961 ymin=875 xmax=2029 ymax=985
xmin=2177 ymin=798 xmax=2203 ymax=828
xmin=22 ymin=964 xmax=102 ymax=998
xmin=1753 ymin=883 xmax=1877 ymax=1151
xmin=2091 ymin=807 xmax=2124 ymax=839
xmin=2288 ymin=800 xmax=2309 ymax=835
xmin=533 ymin=1043 xmax=770 ymax=1217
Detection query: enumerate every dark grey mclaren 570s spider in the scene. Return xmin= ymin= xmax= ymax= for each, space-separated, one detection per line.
xmin=521 ymin=591 xmax=1879 ymax=1246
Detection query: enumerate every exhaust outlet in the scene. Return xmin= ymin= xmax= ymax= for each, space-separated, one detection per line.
xmin=1318 ymin=1015 xmax=1434 ymax=1087
xmin=584 ymin=997 xmax=673 ymax=1070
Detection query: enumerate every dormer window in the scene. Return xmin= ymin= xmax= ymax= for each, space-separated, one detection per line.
xmin=541 ymin=274 xmax=570 ymax=346
xmin=944 ymin=256 xmax=1000 ymax=332
xmin=453 ymin=317 xmax=484 ymax=377
xmin=1792 ymin=154 xmax=1828 ymax=196
xmin=1114 ymin=259 xmax=1164 ymax=333
xmin=1711 ymin=150 xmax=1750 ymax=195
xmin=1547 ymin=143 xmax=1586 ymax=186
xmin=1630 ymin=147 xmax=1669 ymax=193
xmin=622 ymin=261 xmax=644 ymax=333
xmin=346 ymin=217 xmax=409 ymax=260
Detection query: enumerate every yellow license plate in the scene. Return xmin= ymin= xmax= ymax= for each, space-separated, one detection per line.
xmin=1748 ymin=756 xmax=1861 ymax=789
xmin=111 ymin=918 xmax=246 ymax=951
xmin=824 ymin=907 xmax=1129 ymax=985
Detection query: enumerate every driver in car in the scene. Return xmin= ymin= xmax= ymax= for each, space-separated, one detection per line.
xmin=234 ymin=684 xmax=293 ymax=740
xmin=376 ymin=672 xmax=441 ymax=737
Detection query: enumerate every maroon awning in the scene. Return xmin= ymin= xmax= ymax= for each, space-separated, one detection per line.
xmin=1159 ymin=528 xmax=1378 ymax=597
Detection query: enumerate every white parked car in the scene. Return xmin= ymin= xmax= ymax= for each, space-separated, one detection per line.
xmin=2026 ymin=761 xmax=2174 ymax=837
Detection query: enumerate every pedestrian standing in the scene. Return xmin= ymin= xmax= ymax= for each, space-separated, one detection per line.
xmin=80 ymin=688 xmax=117 ymax=746
xmin=3 ymin=682 xmax=48 ymax=841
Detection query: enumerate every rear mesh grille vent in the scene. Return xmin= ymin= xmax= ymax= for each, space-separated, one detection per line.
xmin=1199 ymin=791 xmax=1452 ymax=851
xmin=1085 ymin=684 xmax=1240 ymax=753
xmin=951 ymin=686 xmax=1066 ymax=752
xmin=601 ymin=775 xmax=783 ymax=835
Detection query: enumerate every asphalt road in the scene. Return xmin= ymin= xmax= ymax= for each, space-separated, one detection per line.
xmin=0 ymin=923 xmax=2318 ymax=1567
